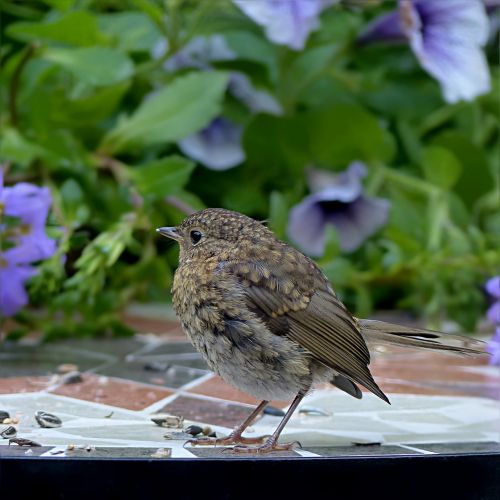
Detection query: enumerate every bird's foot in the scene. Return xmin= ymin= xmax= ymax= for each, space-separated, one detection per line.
xmin=185 ymin=434 xmax=271 ymax=447
xmin=229 ymin=439 xmax=302 ymax=454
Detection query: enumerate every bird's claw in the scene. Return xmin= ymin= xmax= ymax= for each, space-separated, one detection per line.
xmin=226 ymin=440 xmax=302 ymax=454
xmin=184 ymin=434 xmax=272 ymax=448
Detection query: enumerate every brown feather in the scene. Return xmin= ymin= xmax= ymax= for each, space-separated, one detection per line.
xmin=359 ymin=319 xmax=485 ymax=356
xmin=230 ymin=252 xmax=389 ymax=403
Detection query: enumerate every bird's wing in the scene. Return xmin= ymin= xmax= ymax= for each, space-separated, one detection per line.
xmin=227 ymin=250 xmax=388 ymax=403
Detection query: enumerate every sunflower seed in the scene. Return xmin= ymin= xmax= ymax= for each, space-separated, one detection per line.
xmin=151 ymin=414 xmax=184 ymax=428
xmin=35 ymin=411 xmax=62 ymax=428
xmin=1 ymin=426 xmax=17 ymax=439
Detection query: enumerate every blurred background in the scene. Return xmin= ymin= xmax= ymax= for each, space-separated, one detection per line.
xmin=0 ymin=0 xmax=499 ymax=349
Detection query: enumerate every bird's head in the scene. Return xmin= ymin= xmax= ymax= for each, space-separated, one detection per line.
xmin=157 ymin=208 xmax=274 ymax=262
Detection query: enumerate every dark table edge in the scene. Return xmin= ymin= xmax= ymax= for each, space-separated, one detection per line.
xmin=1 ymin=451 xmax=500 ymax=499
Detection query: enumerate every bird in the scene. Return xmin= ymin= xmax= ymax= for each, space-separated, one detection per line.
xmin=157 ymin=208 xmax=484 ymax=453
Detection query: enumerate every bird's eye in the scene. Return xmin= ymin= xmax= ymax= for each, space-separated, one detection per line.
xmin=190 ymin=230 xmax=202 ymax=245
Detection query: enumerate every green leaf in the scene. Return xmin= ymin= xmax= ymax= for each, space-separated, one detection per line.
xmin=97 ymin=12 xmax=161 ymax=52
xmin=7 ymin=11 xmax=104 ymax=46
xmin=60 ymin=179 xmax=90 ymax=226
xmin=268 ymin=191 xmax=289 ymax=239
xmin=129 ymin=156 xmax=195 ymax=198
xmin=281 ymin=44 xmax=337 ymax=105
xmin=420 ymin=146 xmax=462 ymax=189
xmin=243 ymin=114 xmax=309 ymax=170
xmin=307 ymin=103 xmax=395 ymax=167
xmin=432 ymin=132 xmax=494 ymax=204
xmin=42 ymin=47 xmax=134 ymax=86
xmin=101 ymin=71 xmax=229 ymax=154
xmin=224 ymin=31 xmax=278 ymax=81
xmin=0 ymin=128 xmax=49 ymax=167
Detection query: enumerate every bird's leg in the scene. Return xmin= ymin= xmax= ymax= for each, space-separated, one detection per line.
xmin=232 ymin=391 xmax=305 ymax=454
xmin=185 ymin=400 xmax=271 ymax=447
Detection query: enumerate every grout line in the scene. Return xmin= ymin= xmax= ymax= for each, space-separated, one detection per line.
xmin=177 ymin=372 xmax=215 ymax=391
xmin=139 ymin=393 xmax=180 ymax=414
xmin=398 ymin=444 xmax=436 ymax=455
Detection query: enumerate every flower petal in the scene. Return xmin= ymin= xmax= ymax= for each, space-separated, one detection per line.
xmin=0 ymin=263 xmax=37 ymax=317
xmin=487 ymin=302 xmax=500 ymax=325
xmin=401 ymin=0 xmax=490 ymax=103
xmin=229 ymin=73 xmax=282 ymax=115
xmin=164 ymin=35 xmax=236 ymax=72
xmin=358 ymin=11 xmax=406 ymax=45
xmin=486 ymin=327 xmax=500 ymax=366
xmin=486 ymin=276 xmax=500 ymax=299
xmin=326 ymin=196 xmax=391 ymax=252
xmin=287 ymin=196 xmax=327 ymax=256
xmin=178 ymin=117 xmax=245 ymax=170
xmin=234 ymin=0 xmax=334 ymax=50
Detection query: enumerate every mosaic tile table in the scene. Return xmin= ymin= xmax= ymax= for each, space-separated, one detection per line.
xmin=1 ymin=310 xmax=499 ymax=499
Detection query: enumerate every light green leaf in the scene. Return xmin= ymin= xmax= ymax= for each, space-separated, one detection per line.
xmin=420 ymin=146 xmax=462 ymax=189
xmin=432 ymin=132 xmax=494 ymax=204
xmin=7 ymin=11 xmax=104 ymax=46
xmin=0 ymin=128 xmax=49 ymax=167
xmin=101 ymin=71 xmax=229 ymax=154
xmin=224 ymin=31 xmax=278 ymax=81
xmin=97 ymin=12 xmax=161 ymax=52
xmin=129 ymin=156 xmax=195 ymax=198
xmin=60 ymin=179 xmax=90 ymax=226
xmin=281 ymin=45 xmax=337 ymax=105
xmin=42 ymin=47 xmax=134 ymax=86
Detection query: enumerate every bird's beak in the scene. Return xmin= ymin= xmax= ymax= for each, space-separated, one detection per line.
xmin=156 ymin=227 xmax=182 ymax=241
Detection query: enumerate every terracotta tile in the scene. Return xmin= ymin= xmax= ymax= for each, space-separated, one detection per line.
xmin=158 ymin=395 xmax=255 ymax=427
xmin=370 ymin=363 xmax=498 ymax=384
xmin=122 ymin=316 xmax=182 ymax=337
xmin=51 ymin=374 xmax=174 ymax=410
xmin=188 ymin=375 xmax=289 ymax=408
xmin=0 ymin=376 xmax=53 ymax=394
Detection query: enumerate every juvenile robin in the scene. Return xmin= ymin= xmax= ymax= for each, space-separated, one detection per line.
xmin=157 ymin=208 xmax=483 ymax=453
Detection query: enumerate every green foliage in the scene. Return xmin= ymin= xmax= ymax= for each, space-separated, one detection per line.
xmin=0 ymin=0 xmax=498 ymax=338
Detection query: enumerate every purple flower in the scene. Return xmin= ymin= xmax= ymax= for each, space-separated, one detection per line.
xmin=359 ymin=0 xmax=491 ymax=103
xmin=484 ymin=0 xmax=500 ymax=14
xmin=485 ymin=276 xmax=500 ymax=367
xmin=157 ymin=35 xmax=237 ymax=72
xmin=178 ymin=118 xmax=245 ymax=171
xmin=485 ymin=276 xmax=500 ymax=325
xmin=233 ymin=0 xmax=335 ymax=50
xmin=228 ymin=73 xmax=282 ymax=115
xmin=0 ymin=169 xmax=56 ymax=317
xmin=0 ymin=252 xmax=37 ymax=317
xmin=487 ymin=327 xmax=500 ymax=367
xmin=287 ymin=162 xmax=390 ymax=255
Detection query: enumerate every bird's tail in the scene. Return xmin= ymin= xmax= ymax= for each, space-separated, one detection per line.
xmin=358 ymin=319 xmax=485 ymax=356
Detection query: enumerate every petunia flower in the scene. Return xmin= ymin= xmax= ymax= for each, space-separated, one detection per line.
xmin=233 ymin=0 xmax=335 ymax=50
xmin=0 ymin=251 xmax=37 ymax=317
xmin=160 ymin=34 xmax=237 ymax=72
xmin=358 ymin=0 xmax=491 ymax=103
xmin=487 ymin=327 xmax=500 ymax=367
xmin=484 ymin=276 xmax=500 ymax=367
xmin=1 ymin=180 xmax=56 ymax=263
xmin=287 ymin=162 xmax=390 ymax=255
xmin=0 ymin=168 xmax=57 ymax=317
xmin=178 ymin=117 xmax=245 ymax=171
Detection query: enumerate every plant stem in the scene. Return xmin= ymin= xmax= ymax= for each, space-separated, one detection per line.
xmin=165 ymin=195 xmax=196 ymax=215
xmin=8 ymin=43 xmax=39 ymax=126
